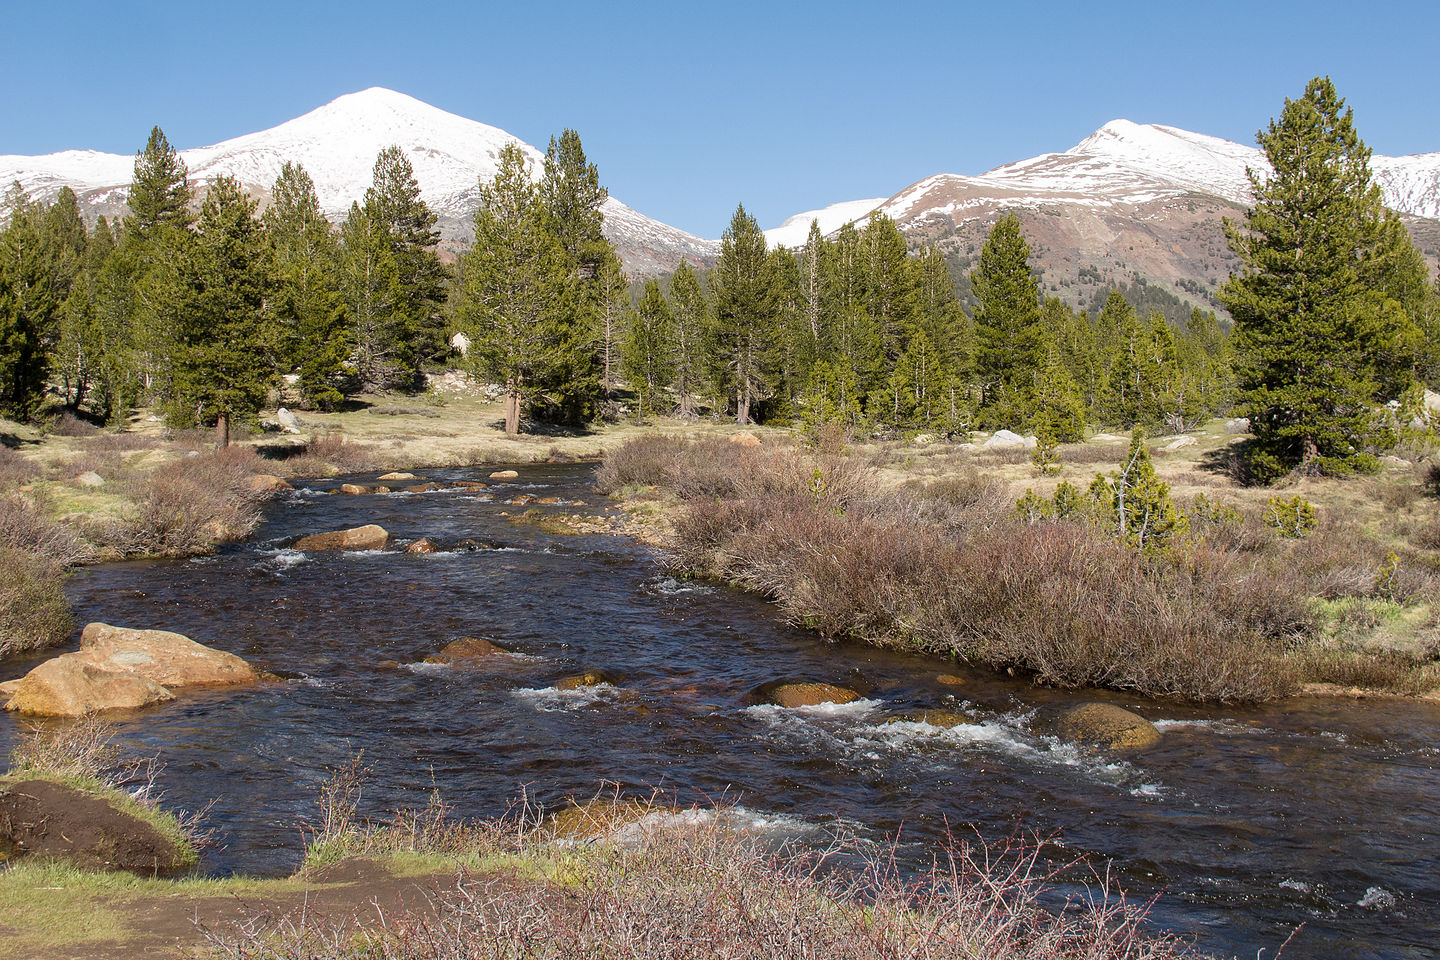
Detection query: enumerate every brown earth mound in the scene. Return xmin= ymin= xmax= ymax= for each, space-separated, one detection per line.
xmin=0 ymin=779 xmax=189 ymax=877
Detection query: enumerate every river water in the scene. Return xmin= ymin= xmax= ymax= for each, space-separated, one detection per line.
xmin=1 ymin=463 xmax=1436 ymax=959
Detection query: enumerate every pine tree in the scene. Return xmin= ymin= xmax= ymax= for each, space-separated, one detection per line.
xmin=361 ymin=146 xmax=445 ymax=388
xmin=862 ymin=211 xmax=916 ymax=364
xmin=667 ymin=258 xmax=709 ymax=418
xmin=711 ymin=204 xmax=776 ymax=424
xmin=972 ymin=214 xmax=1042 ymax=424
xmin=339 ymin=202 xmax=402 ymax=393
xmin=1220 ymin=77 xmax=1419 ymax=480
xmin=623 ymin=279 xmax=674 ymax=417
xmin=123 ymin=126 xmax=196 ymax=408
xmin=540 ymin=129 xmax=610 ymax=276
xmin=57 ymin=214 xmax=115 ymax=409
xmin=172 ymin=176 xmax=276 ymax=445
xmin=1089 ymin=429 xmax=1187 ymax=553
xmin=265 ymin=163 xmax=350 ymax=409
xmin=453 ymin=143 xmax=574 ymax=435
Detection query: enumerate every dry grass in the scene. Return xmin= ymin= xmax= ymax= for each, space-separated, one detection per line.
xmin=212 ymin=778 xmax=1197 ymax=960
xmin=0 ymin=548 xmax=73 ymax=658
xmin=0 ymin=445 xmax=41 ymax=487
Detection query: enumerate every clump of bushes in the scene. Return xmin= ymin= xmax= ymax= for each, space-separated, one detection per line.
xmin=119 ymin=448 xmax=267 ymax=556
xmin=0 ymin=548 xmax=72 ymax=658
xmin=605 ymin=434 xmax=1440 ymax=703
xmin=272 ymin=430 xmax=381 ymax=478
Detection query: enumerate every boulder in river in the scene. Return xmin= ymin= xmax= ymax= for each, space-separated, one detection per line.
xmin=338 ymin=483 xmax=372 ymax=495
xmin=424 ymin=636 xmax=512 ymax=664
xmin=405 ymin=537 xmax=438 ymax=555
xmin=762 ymin=681 xmax=862 ymax=708
xmin=294 ymin=524 xmax=389 ymax=551
xmin=0 ymin=779 xmax=192 ymax=876
xmin=79 ymin=622 xmax=257 ymax=689
xmin=1054 ymin=702 xmax=1161 ymax=750
xmin=489 ymin=470 xmax=519 ymax=480
xmin=3 ymin=658 xmax=174 ymax=716
xmin=378 ymin=472 xmax=418 ymax=481
xmin=245 ymin=474 xmax=293 ymax=494
xmin=450 ymin=480 xmax=488 ymax=490
xmin=404 ymin=482 xmax=442 ymax=493
xmin=549 ymin=798 xmax=655 ymax=839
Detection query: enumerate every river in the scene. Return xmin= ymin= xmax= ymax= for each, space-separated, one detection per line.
xmin=2 ymin=463 xmax=1436 ymax=959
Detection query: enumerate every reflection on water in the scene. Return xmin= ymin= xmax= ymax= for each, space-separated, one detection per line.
xmin=2 ymin=463 xmax=1437 ymax=960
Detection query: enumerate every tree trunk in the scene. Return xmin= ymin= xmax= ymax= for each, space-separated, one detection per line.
xmin=736 ymin=386 xmax=750 ymax=425
xmin=504 ymin=381 xmax=521 ymax=435
xmin=215 ymin=412 xmax=230 ymax=450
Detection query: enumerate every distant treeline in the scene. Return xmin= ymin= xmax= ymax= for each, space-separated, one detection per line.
xmin=3 ymin=76 xmax=1438 ymax=479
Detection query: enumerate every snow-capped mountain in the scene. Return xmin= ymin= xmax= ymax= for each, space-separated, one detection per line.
xmin=775 ymin=119 xmax=1440 ymax=240
xmin=764 ymin=119 xmax=1440 ymax=319
xmin=0 ymin=88 xmax=719 ymax=276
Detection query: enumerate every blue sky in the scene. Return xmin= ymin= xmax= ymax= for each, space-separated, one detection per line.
xmin=2 ymin=0 xmax=1435 ymax=237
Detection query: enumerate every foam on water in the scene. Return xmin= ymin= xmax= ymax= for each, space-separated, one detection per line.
xmin=1152 ymin=718 xmax=1260 ymax=735
xmin=514 ymin=683 xmax=621 ymax=712
xmin=1357 ymin=886 xmax=1397 ymax=910
xmin=256 ymin=548 xmax=310 ymax=571
xmin=402 ymin=661 xmax=452 ymax=676
xmin=642 ymin=576 xmax=715 ymax=598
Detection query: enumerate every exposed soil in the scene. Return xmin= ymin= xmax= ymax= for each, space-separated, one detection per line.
xmin=0 ymin=779 xmax=188 ymax=877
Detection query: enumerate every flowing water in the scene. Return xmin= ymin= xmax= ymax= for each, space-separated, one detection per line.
xmin=2 ymin=463 xmax=1437 ymax=959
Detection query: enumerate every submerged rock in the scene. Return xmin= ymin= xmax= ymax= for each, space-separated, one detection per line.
xmin=762 ymin=681 xmax=862 ymax=708
xmin=555 ymin=670 xmax=619 ymax=690
xmin=294 ymin=524 xmax=389 ymax=552
xmin=424 ymin=636 xmax=512 ymax=663
xmin=404 ymin=482 xmax=442 ymax=493
xmin=549 ymin=798 xmax=654 ymax=839
xmin=890 ymin=709 xmax=973 ymax=728
xmin=1055 ymin=702 xmax=1161 ymax=750
xmin=405 ymin=537 xmax=438 ymax=555
xmin=0 ymin=779 xmax=191 ymax=876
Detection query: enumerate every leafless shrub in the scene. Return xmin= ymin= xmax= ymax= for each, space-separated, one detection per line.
xmin=0 ymin=446 xmax=40 ymax=487
xmin=212 ymin=800 xmax=1198 ymax=960
xmin=87 ymin=431 xmax=161 ymax=454
xmin=0 ymin=491 xmax=92 ymax=566
xmin=1058 ymin=443 xmax=1132 ymax=465
xmin=1296 ymin=641 xmax=1440 ymax=695
xmin=7 ymin=714 xmax=121 ymax=784
xmin=118 ymin=448 xmax=265 ymax=556
xmin=0 ymin=548 xmax=72 ymax=659
xmin=46 ymin=411 xmax=100 ymax=437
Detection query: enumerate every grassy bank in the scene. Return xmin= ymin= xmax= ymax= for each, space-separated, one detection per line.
xmin=0 ymin=743 xmax=1201 ymax=960
xmin=599 ymin=431 xmax=1440 ymax=703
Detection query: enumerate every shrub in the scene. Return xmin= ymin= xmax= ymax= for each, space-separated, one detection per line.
xmin=215 ymin=791 xmax=1198 ymax=960
xmin=0 ymin=492 xmax=92 ymax=566
xmin=0 ymin=446 xmax=40 ymax=488
xmin=0 ymin=548 xmax=72 ymax=659
xmin=46 ymin=411 xmax=100 ymax=437
xmin=120 ymin=449 xmax=265 ymax=556
xmin=1263 ymin=495 xmax=1317 ymax=537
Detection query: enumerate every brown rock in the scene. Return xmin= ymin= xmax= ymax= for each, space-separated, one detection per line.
xmin=0 ymin=779 xmax=192 ymax=876
xmin=489 ymin=469 xmax=519 ymax=480
xmin=4 ymin=657 xmax=174 ymax=716
xmin=936 ymin=673 xmax=967 ymax=687
xmin=1054 ymin=702 xmax=1161 ymax=750
xmin=378 ymin=472 xmax=418 ymax=481
xmin=294 ymin=524 xmax=389 ymax=552
xmin=535 ymin=497 xmax=560 ymax=505
xmin=80 ymin=622 xmax=257 ymax=689
xmin=767 ymin=682 xmax=861 ymax=708
xmin=423 ymin=636 xmax=512 ymax=664
xmin=508 ymin=494 xmax=537 ymax=506
xmin=338 ymin=483 xmax=372 ymax=495
xmin=245 ymin=474 xmax=293 ymax=494
xmin=729 ymin=431 xmax=762 ymax=447
xmin=405 ymin=537 xmax=438 ymax=555
xmin=450 ymin=480 xmax=488 ymax=490
xmin=404 ymin=482 xmax=442 ymax=493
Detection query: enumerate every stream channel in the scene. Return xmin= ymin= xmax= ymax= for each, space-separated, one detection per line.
xmin=2 ymin=462 xmax=1437 ymax=959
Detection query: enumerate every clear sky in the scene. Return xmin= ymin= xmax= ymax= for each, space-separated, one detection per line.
xmin=2 ymin=0 xmax=1435 ymax=238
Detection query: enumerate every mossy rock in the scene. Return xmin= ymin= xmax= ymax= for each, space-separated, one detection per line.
xmin=549 ymin=798 xmax=653 ymax=839
xmin=555 ymin=670 xmax=620 ymax=691
xmin=889 ymin=709 xmax=973 ymax=729
xmin=1054 ymin=702 xmax=1161 ymax=750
